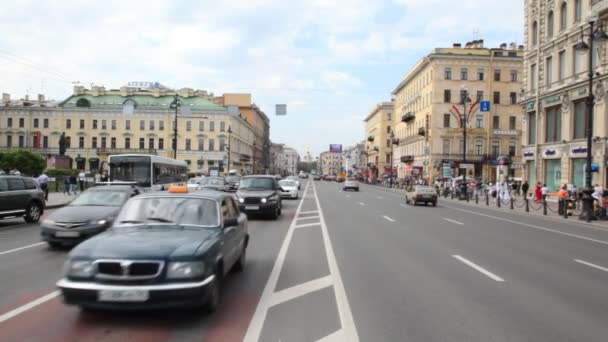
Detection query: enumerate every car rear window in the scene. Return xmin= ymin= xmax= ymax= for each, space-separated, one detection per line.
xmin=7 ymin=178 xmax=25 ymax=191
xmin=23 ymin=178 xmax=38 ymax=190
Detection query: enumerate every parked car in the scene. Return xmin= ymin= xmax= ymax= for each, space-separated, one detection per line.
xmin=187 ymin=177 xmax=204 ymax=190
xmin=343 ymin=178 xmax=359 ymax=191
xmin=405 ymin=185 xmax=438 ymax=206
xmin=40 ymin=185 xmax=141 ymax=248
xmin=278 ymin=180 xmax=299 ymax=199
xmin=236 ymin=175 xmax=282 ymax=219
xmin=313 ymin=174 xmax=322 ymax=181
xmin=224 ymin=175 xmax=241 ymax=192
xmin=286 ymin=176 xmax=301 ymax=190
xmin=324 ymin=175 xmax=337 ymax=181
xmin=56 ymin=186 xmax=248 ymax=312
xmin=336 ymin=173 xmax=347 ymax=182
xmin=0 ymin=175 xmax=45 ymax=223
xmin=199 ymin=177 xmax=229 ymax=192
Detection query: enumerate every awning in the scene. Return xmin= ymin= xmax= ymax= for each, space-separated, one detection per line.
xmin=75 ymin=157 xmax=86 ymax=162
xmin=89 ymin=158 xmax=100 ymax=163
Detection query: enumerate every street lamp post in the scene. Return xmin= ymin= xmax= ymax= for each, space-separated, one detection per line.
xmin=460 ymin=88 xmax=471 ymax=201
xmin=252 ymin=141 xmax=257 ymax=174
xmin=390 ymin=131 xmax=399 ymax=181
xmin=170 ymin=94 xmax=181 ymax=159
xmin=575 ymin=21 xmax=608 ymax=221
xmin=227 ymin=126 xmax=232 ymax=173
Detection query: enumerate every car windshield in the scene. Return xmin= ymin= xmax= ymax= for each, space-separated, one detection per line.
xmin=240 ymin=178 xmax=274 ymax=190
xmin=225 ymin=176 xmax=240 ymax=183
xmin=115 ymin=197 xmax=219 ymax=227
xmin=187 ymin=178 xmax=200 ymax=184
xmin=206 ymin=178 xmax=225 ymax=186
xmin=416 ymin=186 xmax=435 ymax=193
xmin=279 ymin=180 xmax=297 ymax=187
xmin=70 ymin=190 xmax=128 ymax=207
xmin=287 ymin=176 xmax=298 ymax=181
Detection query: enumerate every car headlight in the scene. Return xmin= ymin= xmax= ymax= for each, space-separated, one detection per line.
xmin=166 ymin=261 xmax=205 ymax=279
xmin=90 ymin=219 xmax=108 ymax=226
xmin=261 ymin=198 xmax=267 ymax=204
xmin=238 ymin=197 xmax=245 ymax=203
xmin=42 ymin=219 xmax=55 ymax=226
xmin=64 ymin=260 xmax=95 ymax=278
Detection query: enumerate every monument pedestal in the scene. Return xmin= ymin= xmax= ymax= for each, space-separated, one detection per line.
xmin=55 ymin=155 xmax=73 ymax=169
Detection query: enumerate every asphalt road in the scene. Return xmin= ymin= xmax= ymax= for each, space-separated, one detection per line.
xmin=1 ymin=180 xmax=607 ymax=341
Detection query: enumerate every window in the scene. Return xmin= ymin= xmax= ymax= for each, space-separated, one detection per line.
xmin=198 ymin=138 xmax=205 ymax=151
xmin=475 ymin=140 xmax=483 ymax=155
xmin=444 ymin=67 xmax=452 ymax=80
xmin=101 ymin=137 xmax=107 ymax=149
xmin=508 ymin=141 xmax=516 ymax=157
xmin=18 ymin=135 xmax=24 ymax=148
xmin=79 ymin=119 xmax=85 ymax=129
xmin=574 ymin=46 xmax=583 ymax=75
xmin=111 ymin=137 xmax=117 ymax=149
xmin=491 ymin=141 xmax=500 ymax=157
xmin=494 ymin=69 xmax=501 ymax=81
xmin=149 ymin=138 xmax=154 ymax=149
xmin=185 ymin=139 xmax=191 ymax=151
xmin=79 ymin=136 xmax=84 ymax=148
xmin=7 ymin=117 xmax=13 ymax=128
xmin=186 ymin=121 xmax=192 ymax=131
xmin=220 ymin=122 xmax=225 ymax=132
xmin=149 ymin=120 xmax=154 ymax=130
xmin=460 ymin=68 xmax=468 ymax=80
xmin=443 ymin=113 xmax=450 ymax=128
xmin=158 ymin=138 xmax=164 ymax=150
xmin=140 ymin=120 xmax=145 ymax=130
xmin=92 ymin=137 xmax=97 ymax=148
xmin=476 ymin=91 xmax=484 ymax=102
xmin=101 ymin=120 xmax=106 ymax=130
xmin=493 ymin=91 xmax=500 ymax=104
xmin=209 ymin=139 xmax=215 ymax=151
xmin=509 ymin=116 xmax=516 ymax=130
xmin=493 ymin=116 xmax=500 ymax=129
xmin=125 ymin=137 xmax=130 ymax=149
xmin=547 ymin=11 xmax=554 ymax=38
xmin=76 ymin=98 xmax=90 ymax=108
xmin=560 ymin=2 xmax=567 ymax=31
xmin=476 ymin=116 xmax=484 ymax=128
xmin=7 ymin=178 xmax=25 ymax=191
xmin=199 ymin=121 xmax=204 ymax=131
xmin=443 ymin=89 xmax=451 ymax=103
xmin=386 ymin=139 xmax=391 ymax=148
xmin=558 ymin=50 xmax=566 ymax=81
xmin=532 ymin=21 xmax=538 ymax=46
xmin=110 ymin=120 xmax=116 ymax=130
xmin=159 ymin=121 xmax=164 ymax=131
xmin=386 ymin=126 xmax=391 ymax=134
xmin=387 ymin=113 xmax=392 ymax=121
xmin=528 ymin=112 xmax=537 ymax=144
xmin=122 ymin=99 xmax=135 ymax=114
xmin=458 ymin=140 xmax=465 ymax=155
xmin=386 ymin=153 xmax=391 ymax=163
xmin=33 ymin=118 xmax=39 ymax=128
xmin=510 ymin=92 xmax=517 ymax=105
xmin=139 ymin=138 xmax=145 ymax=149
xmin=442 ymin=139 xmax=450 ymax=154
xmin=575 ymin=0 xmax=582 ymax=22
xmin=220 ymin=138 xmax=226 ymax=152
xmin=42 ymin=136 xmax=48 ymax=148
xmin=125 ymin=120 xmax=131 ymax=130
xmin=573 ymin=100 xmax=588 ymax=139
xmin=93 ymin=120 xmax=98 ymax=129
xmin=43 ymin=118 xmax=49 ymax=128
xmin=6 ymin=135 xmax=12 ymax=147
xmin=477 ymin=68 xmax=484 ymax=81
xmin=530 ymin=64 xmax=537 ymax=91
xmin=460 ymin=90 xmax=468 ymax=103
xmin=545 ymin=106 xmax=562 ymax=142
xmin=510 ymin=70 xmax=518 ymax=82
xmin=66 ymin=119 xmax=71 ymax=129
xmin=65 ymin=136 xmax=71 ymax=148
xmin=209 ymin=121 xmax=215 ymax=131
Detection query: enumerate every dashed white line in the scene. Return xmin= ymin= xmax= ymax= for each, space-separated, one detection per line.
xmin=377 ymin=196 xmax=383 ymax=200
xmin=269 ymin=276 xmax=332 ymax=307
xmin=297 ymin=216 xmax=320 ymax=221
xmin=0 ymin=291 xmax=60 ymax=323
xmin=0 ymin=242 xmax=46 ymax=256
xmin=294 ymin=222 xmax=321 ymax=229
xmin=452 ymin=255 xmax=505 ymax=282
xmin=382 ymin=216 xmax=396 ymax=223
xmin=299 ymin=210 xmax=319 ymax=215
xmin=358 ymin=202 xmax=366 ymax=206
xmin=400 ymin=203 xmax=408 ymax=208
xmin=575 ymin=259 xmax=608 ymax=273
xmin=443 ymin=218 xmax=464 ymax=225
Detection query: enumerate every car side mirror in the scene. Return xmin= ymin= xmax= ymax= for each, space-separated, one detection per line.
xmin=224 ymin=217 xmax=238 ymax=227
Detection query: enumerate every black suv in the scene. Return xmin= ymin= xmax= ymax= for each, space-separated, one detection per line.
xmin=236 ymin=175 xmax=282 ymax=219
xmin=0 ymin=176 xmax=45 ymax=223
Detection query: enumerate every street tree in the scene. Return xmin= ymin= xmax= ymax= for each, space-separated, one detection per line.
xmin=0 ymin=150 xmax=46 ymax=176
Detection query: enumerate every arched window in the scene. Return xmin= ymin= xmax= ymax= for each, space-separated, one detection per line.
xmin=574 ymin=0 xmax=582 ymax=22
xmin=532 ymin=21 xmax=538 ymax=46
xmin=560 ymin=2 xmax=568 ymax=31
xmin=547 ymin=11 xmax=554 ymax=38
xmin=122 ymin=99 xmax=137 ymax=115
xmin=76 ymin=98 xmax=90 ymax=108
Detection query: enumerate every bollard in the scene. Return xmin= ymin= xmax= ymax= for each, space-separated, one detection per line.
xmin=475 ymin=193 xmax=479 ymax=204
xmin=466 ymin=191 xmax=470 ymax=202
xmin=451 ymin=190 xmax=454 ymax=200
xmin=486 ymin=193 xmax=489 ymax=206
xmin=543 ymin=199 xmax=547 ymax=215
xmin=497 ymin=196 xmax=501 ymax=208
xmin=563 ymin=200 xmax=568 ymax=219
xmin=510 ymin=197 xmax=514 ymax=210
xmin=525 ymin=198 xmax=529 ymax=212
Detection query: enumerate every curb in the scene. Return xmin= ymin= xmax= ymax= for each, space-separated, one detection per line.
xmin=45 ymin=203 xmax=69 ymax=210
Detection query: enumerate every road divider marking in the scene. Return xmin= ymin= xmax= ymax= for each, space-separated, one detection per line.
xmin=444 ymin=205 xmax=608 ymax=246
xmin=299 ymin=210 xmax=319 ymax=215
xmin=346 ymin=195 xmax=351 ymax=198
xmin=269 ymin=276 xmax=332 ymax=307
xmin=0 ymin=242 xmax=46 ymax=256
xmin=400 ymin=203 xmax=408 ymax=208
xmin=294 ymin=223 xmax=321 ymax=229
xmin=443 ymin=218 xmax=464 ymax=225
xmin=575 ymin=259 xmax=608 ymax=273
xmin=317 ymin=330 xmax=345 ymax=342
xmin=382 ymin=216 xmax=396 ymax=223
xmin=297 ymin=216 xmax=320 ymax=221
xmin=358 ymin=202 xmax=366 ymax=206
xmin=377 ymin=196 xmax=383 ymax=200
xmin=0 ymin=290 xmax=60 ymax=324
xmin=452 ymin=255 xmax=505 ymax=282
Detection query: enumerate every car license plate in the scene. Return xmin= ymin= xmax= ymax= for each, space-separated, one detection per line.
xmin=55 ymin=231 xmax=80 ymax=238
xmin=98 ymin=289 xmax=149 ymax=302
xmin=245 ymin=205 xmax=260 ymax=210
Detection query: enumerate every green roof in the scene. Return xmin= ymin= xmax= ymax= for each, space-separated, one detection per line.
xmin=60 ymin=94 xmax=227 ymax=111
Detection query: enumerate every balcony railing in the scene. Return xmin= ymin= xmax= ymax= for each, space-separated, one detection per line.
xmin=417 ymin=127 xmax=426 ymax=136
xmin=400 ymin=155 xmax=414 ymax=163
xmin=96 ymin=148 xmax=158 ymax=155
xmin=401 ymin=113 xmax=415 ymax=123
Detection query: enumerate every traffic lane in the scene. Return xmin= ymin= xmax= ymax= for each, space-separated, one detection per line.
xmin=313 ymin=182 xmax=536 ymax=341
xmin=354 ymin=185 xmax=608 ymax=340
xmin=0 ymin=195 xmax=301 ymax=342
xmin=0 ymin=209 xmax=56 ymax=252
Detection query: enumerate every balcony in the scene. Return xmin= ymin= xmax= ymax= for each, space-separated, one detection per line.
xmin=434 ymin=153 xmax=487 ymax=162
xmin=400 ymin=155 xmax=414 ymax=163
xmin=418 ymin=127 xmax=426 ymax=136
xmin=367 ymin=136 xmax=375 ymax=142
xmin=591 ymin=1 xmax=608 ymax=19
xmin=401 ymin=113 xmax=415 ymax=123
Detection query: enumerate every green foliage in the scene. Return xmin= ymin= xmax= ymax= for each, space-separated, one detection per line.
xmin=46 ymin=168 xmax=79 ymax=177
xmin=0 ymin=150 xmax=46 ymax=176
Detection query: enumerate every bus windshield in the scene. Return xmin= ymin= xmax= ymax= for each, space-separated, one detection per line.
xmin=109 ymin=156 xmax=151 ymax=187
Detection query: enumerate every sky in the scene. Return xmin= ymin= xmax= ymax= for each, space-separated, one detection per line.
xmin=0 ymin=0 xmax=523 ymax=157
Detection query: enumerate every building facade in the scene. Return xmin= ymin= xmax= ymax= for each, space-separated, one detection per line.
xmin=0 ymin=85 xmax=259 ymax=175
xmin=281 ymin=147 xmax=300 ymax=175
xmin=363 ymin=101 xmax=395 ymax=180
xmin=522 ymin=0 xmax=608 ymax=190
xmin=392 ymin=40 xmax=524 ymax=183
xmin=343 ymin=143 xmax=365 ymax=176
xmin=320 ymin=151 xmax=343 ymax=175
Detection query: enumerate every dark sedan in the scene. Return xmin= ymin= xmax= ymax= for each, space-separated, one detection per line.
xmin=41 ymin=186 xmax=140 ymax=248
xmin=56 ymin=188 xmax=249 ymax=312
xmin=235 ymin=175 xmax=282 ymax=219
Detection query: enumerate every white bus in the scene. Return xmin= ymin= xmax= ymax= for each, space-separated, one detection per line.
xmin=108 ymin=154 xmax=188 ymax=190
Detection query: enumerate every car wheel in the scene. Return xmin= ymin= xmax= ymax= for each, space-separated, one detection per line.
xmin=233 ymin=245 xmax=246 ymax=272
xmin=47 ymin=241 xmax=62 ymax=249
xmin=205 ymin=270 xmax=222 ymax=313
xmin=24 ymin=202 xmax=42 ymax=223
xmin=270 ymin=206 xmax=279 ymax=220
xmin=432 ymin=201 xmax=437 ymax=207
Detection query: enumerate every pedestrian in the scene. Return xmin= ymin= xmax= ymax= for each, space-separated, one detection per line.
xmin=535 ymin=182 xmax=542 ymax=202
xmin=541 ymin=184 xmax=549 ymax=202
xmin=501 ymin=182 xmax=511 ymax=201
xmin=521 ymin=181 xmax=529 ymax=198
xmin=558 ymin=185 xmax=569 ymax=215
xmin=37 ymin=171 xmax=49 ymax=201
xmin=63 ymin=175 xmax=70 ymax=195
xmin=78 ymin=169 xmax=86 ymax=192
xmin=570 ymin=184 xmax=577 ymax=198
xmin=69 ymin=173 xmax=78 ymax=195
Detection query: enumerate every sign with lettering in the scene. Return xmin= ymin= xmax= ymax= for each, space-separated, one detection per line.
xmin=523 ymin=151 xmax=534 ymax=158
xmin=480 ymin=101 xmax=491 ymax=112
xmin=544 ymin=96 xmax=561 ymax=104
xmin=571 ymin=146 xmax=587 ymax=154
xmin=493 ymin=130 xmax=519 ymax=136
xmin=544 ymin=149 xmax=560 ymax=158
xmin=460 ymin=163 xmax=475 ymax=169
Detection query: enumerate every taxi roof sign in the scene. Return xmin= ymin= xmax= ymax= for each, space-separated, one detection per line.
xmin=168 ymin=185 xmax=189 ymax=193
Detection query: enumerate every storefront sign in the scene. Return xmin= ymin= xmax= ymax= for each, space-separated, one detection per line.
xmin=460 ymin=163 xmax=475 ymax=169
xmin=577 ymin=88 xmax=587 ymax=95
xmin=571 ymin=146 xmax=588 ymax=154
xmin=493 ymin=130 xmax=519 ymax=136
xmin=511 ymin=163 xmax=525 ymax=169
xmin=544 ymin=95 xmax=561 ymax=104
xmin=523 ymin=151 xmax=535 ymax=158
xmin=544 ymin=149 xmax=560 ymax=158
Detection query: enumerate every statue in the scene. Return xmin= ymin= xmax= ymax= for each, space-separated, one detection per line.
xmin=59 ymin=132 xmax=67 ymax=156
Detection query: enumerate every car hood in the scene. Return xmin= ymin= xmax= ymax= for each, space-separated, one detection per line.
xmin=237 ymin=189 xmax=276 ymax=198
xmin=48 ymin=205 xmax=120 ymax=223
xmin=281 ymin=186 xmax=298 ymax=191
xmin=70 ymin=227 xmax=217 ymax=260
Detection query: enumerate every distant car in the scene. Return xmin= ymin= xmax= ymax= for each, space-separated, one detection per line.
xmin=0 ymin=175 xmax=45 ymax=223
xmin=40 ymin=186 xmax=140 ymax=248
xmin=343 ymin=178 xmax=359 ymax=191
xmin=187 ymin=177 xmax=203 ymax=190
xmin=298 ymin=172 xmax=308 ymax=179
xmin=313 ymin=174 xmax=322 ymax=181
xmin=278 ymin=180 xmax=299 ymax=199
xmin=236 ymin=175 xmax=282 ymax=219
xmin=224 ymin=175 xmax=241 ymax=192
xmin=286 ymin=176 xmax=301 ymax=190
xmin=56 ymin=187 xmax=248 ymax=312
xmin=324 ymin=175 xmax=336 ymax=181
xmin=199 ymin=177 xmax=229 ymax=192
xmin=405 ymin=185 xmax=438 ymax=206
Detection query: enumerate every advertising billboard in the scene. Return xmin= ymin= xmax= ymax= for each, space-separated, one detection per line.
xmin=329 ymin=144 xmax=343 ymax=153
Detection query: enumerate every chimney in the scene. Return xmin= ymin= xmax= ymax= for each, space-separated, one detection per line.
xmin=518 ymin=45 xmax=524 ymax=50
xmin=2 ymin=93 xmax=9 ymax=103
xmin=453 ymin=43 xmax=462 ymax=48
xmin=510 ymin=42 xmax=517 ymax=50
xmin=37 ymin=94 xmax=45 ymax=103
xmin=500 ymin=43 xmax=507 ymax=49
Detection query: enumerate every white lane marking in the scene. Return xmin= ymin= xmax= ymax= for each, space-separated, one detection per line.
xmin=297 ymin=216 xmax=320 ymax=221
xmin=345 ymin=195 xmax=351 ymax=198
xmin=377 ymin=196 xmax=383 ymax=200
xmin=269 ymin=276 xmax=333 ymax=307
xmin=311 ymin=180 xmax=359 ymax=341
xmin=316 ymin=330 xmax=345 ymax=342
xmin=452 ymin=255 xmax=505 ymax=282
xmin=382 ymin=216 xmax=396 ymax=223
xmin=358 ymin=202 xmax=366 ymax=206
xmin=575 ymin=259 xmax=608 ymax=273
xmin=443 ymin=218 xmax=464 ymax=225
xmin=294 ymin=223 xmax=321 ymax=229
xmin=0 ymin=242 xmax=46 ymax=256
xmin=444 ymin=205 xmax=608 ymax=246
xmin=400 ymin=203 xmax=408 ymax=208
xmin=0 ymin=290 xmax=60 ymax=323
xmin=300 ymin=210 xmax=319 ymax=215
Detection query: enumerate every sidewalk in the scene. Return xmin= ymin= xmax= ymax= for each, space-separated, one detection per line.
xmin=45 ymin=192 xmax=74 ymax=209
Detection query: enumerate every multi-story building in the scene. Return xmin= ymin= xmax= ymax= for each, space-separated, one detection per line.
xmin=363 ymin=101 xmax=394 ymax=180
xmin=269 ymin=142 xmax=284 ymax=175
xmin=281 ymin=147 xmax=300 ymax=175
xmin=320 ymin=151 xmax=342 ymax=175
xmin=522 ymin=0 xmax=608 ymax=190
xmin=0 ymin=84 xmax=259 ymax=175
xmin=392 ymin=40 xmax=524 ymax=183
xmin=343 ymin=143 xmax=365 ymax=176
